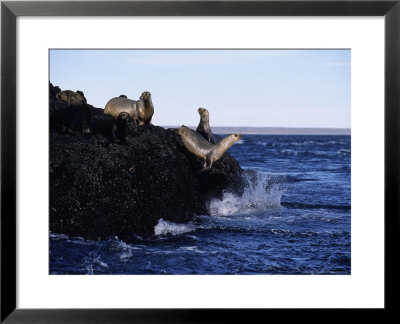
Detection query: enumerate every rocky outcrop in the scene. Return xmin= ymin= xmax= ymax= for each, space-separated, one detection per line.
xmin=49 ymin=83 xmax=243 ymax=241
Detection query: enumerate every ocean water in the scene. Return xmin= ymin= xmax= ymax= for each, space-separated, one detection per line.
xmin=50 ymin=135 xmax=351 ymax=275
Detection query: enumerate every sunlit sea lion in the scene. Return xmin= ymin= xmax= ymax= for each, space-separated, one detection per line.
xmin=104 ymin=97 xmax=139 ymax=121
xmin=136 ymin=91 xmax=154 ymax=126
xmin=173 ymin=125 xmax=241 ymax=172
xmin=104 ymin=91 xmax=154 ymax=126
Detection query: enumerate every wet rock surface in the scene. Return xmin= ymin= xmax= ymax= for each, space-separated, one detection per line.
xmin=49 ymin=83 xmax=243 ymax=241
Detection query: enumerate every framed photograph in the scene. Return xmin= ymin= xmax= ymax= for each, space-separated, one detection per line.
xmin=1 ymin=0 xmax=399 ymax=322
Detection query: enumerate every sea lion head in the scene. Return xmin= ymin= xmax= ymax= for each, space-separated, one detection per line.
xmin=56 ymin=91 xmax=71 ymax=103
xmin=178 ymin=125 xmax=190 ymax=135
xmin=198 ymin=107 xmax=209 ymax=118
xmin=140 ymin=91 xmax=151 ymax=101
xmin=117 ymin=112 xmax=130 ymax=122
xmin=231 ymin=133 xmax=242 ymax=142
xmin=76 ymin=90 xmax=87 ymax=103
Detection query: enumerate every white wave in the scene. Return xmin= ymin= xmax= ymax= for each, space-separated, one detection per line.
xmin=208 ymin=172 xmax=284 ymax=216
xmin=50 ymin=232 xmax=95 ymax=245
xmin=109 ymin=237 xmax=131 ymax=249
xmin=154 ymin=219 xmax=196 ymax=236
xmin=337 ymin=149 xmax=351 ymax=155
xmin=49 ymin=233 xmax=69 ymax=240
xmin=104 ymin=237 xmax=142 ymax=261
xmin=236 ymin=139 xmax=245 ymax=145
xmin=179 ymin=246 xmax=205 ymax=253
xmin=271 ymin=228 xmax=290 ymax=235
xmin=84 ymin=255 xmax=109 ymax=275
xmin=280 ymin=149 xmax=297 ymax=156
xmin=119 ymin=251 xmax=132 ymax=261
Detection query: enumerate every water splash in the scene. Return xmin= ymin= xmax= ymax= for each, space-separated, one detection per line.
xmin=208 ymin=172 xmax=284 ymax=216
xmin=154 ymin=219 xmax=196 ymax=236
xmin=83 ymin=253 xmax=109 ymax=274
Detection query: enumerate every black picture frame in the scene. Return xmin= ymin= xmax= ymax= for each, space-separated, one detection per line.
xmin=1 ymin=0 xmax=399 ymax=322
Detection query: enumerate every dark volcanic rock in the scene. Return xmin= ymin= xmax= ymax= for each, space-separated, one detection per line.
xmin=49 ymin=83 xmax=243 ymax=241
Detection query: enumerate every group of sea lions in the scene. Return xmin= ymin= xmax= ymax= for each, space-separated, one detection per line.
xmin=52 ymin=90 xmax=92 ymax=134
xmin=104 ymin=91 xmax=154 ymax=127
xmin=170 ymin=108 xmax=241 ymax=172
xmin=54 ymin=89 xmax=242 ymax=172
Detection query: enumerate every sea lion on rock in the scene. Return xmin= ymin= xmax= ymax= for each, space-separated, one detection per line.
xmin=104 ymin=91 xmax=154 ymax=126
xmin=173 ymin=125 xmax=241 ymax=172
xmin=50 ymin=103 xmax=91 ymax=134
xmin=113 ymin=112 xmax=131 ymax=144
xmin=196 ymin=107 xmax=220 ymax=144
xmin=119 ymin=95 xmax=127 ymax=98
xmin=56 ymin=90 xmax=87 ymax=105
xmin=136 ymin=91 xmax=154 ymax=126
xmin=76 ymin=90 xmax=87 ymax=103
xmin=104 ymin=97 xmax=139 ymax=121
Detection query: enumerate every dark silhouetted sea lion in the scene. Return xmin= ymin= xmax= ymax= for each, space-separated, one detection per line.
xmin=50 ymin=103 xmax=91 ymax=134
xmin=113 ymin=112 xmax=131 ymax=144
xmin=56 ymin=90 xmax=87 ymax=105
xmin=196 ymin=107 xmax=221 ymax=144
xmin=173 ymin=125 xmax=241 ymax=172
xmin=119 ymin=95 xmax=127 ymax=98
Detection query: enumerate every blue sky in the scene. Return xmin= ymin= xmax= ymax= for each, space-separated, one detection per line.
xmin=50 ymin=49 xmax=350 ymax=128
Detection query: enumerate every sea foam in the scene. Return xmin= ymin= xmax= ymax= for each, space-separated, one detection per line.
xmin=154 ymin=219 xmax=196 ymax=236
xmin=208 ymin=172 xmax=284 ymax=216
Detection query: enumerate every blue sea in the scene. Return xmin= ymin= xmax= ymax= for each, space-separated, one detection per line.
xmin=50 ymin=135 xmax=351 ymax=275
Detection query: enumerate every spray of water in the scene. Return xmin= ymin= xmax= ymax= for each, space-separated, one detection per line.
xmin=208 ymin=172 xmax=284 ymax=216
xmin=154 ymin=219 xmax=196 ymax=236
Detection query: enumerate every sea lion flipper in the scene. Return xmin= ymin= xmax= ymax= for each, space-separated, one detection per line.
xmin=199 ymin=152 xmax=213 ymax=172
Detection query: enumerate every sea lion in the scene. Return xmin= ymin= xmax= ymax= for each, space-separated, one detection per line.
xmin=196 ymin=107 xmax=220 ymax=144
xmin=76 ymin=90 xmax=87 ymax=103
xmin=104 ymin=91 xmax=154 ymax=126
xmin=50 ymin=103 xmax=91 ymax=134
xmin=136 ymin=91 xmax=154 ymax=126
xmin=119 ymin=95 xmax=127 ymax=98
xmin=113 ymin=112 xmax=131 ymax=144
xmin=104 ymin=97 xmax=139 ymax=121
xmin=173 ymin=125 xmax=242 ymax=172
xmin=56 ymin=90 xmax=86 ymax=105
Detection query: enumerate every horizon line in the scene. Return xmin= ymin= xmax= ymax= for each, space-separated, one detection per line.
xmin=162 ymin=126 xmax=351 ymax=129
xmin=161 ymin=126 xmax=351 ymax=135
